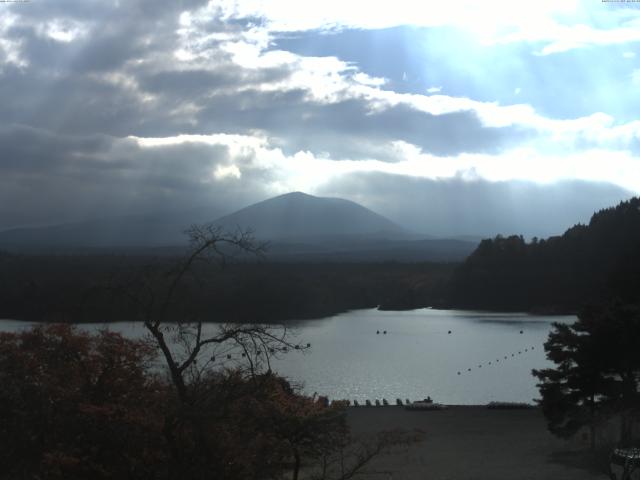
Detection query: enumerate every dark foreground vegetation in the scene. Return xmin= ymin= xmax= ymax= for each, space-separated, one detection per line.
xmin=449 ymin=197 xmax=640 ymax=312
xmin=0 ymin=324 xmax=419 ymax=479
xmin=0 ymin=252 xmax=452 ymax=324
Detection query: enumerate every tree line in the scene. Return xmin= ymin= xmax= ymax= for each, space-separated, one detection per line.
xmin=448 ymin=197 xmax=640 ymax=312
xmin=0 ymin=252 xmax=452 ymax=324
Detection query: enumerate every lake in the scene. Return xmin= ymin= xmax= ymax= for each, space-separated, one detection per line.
xmin=0 ymin=308 xmax=574 ymax=405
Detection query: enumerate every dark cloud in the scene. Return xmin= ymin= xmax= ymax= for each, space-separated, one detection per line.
xmin=0 ymin=124 xmax=111 ymax=170
xmin=317 ymin=172 xmax=634 ymax=238
xmin=193 ymin=91 xmax=533 ymax=158
xmin=272 ymin=101 xmax=533 ymax=158
xmin=0 ymin=125 xmax=271 ymax=229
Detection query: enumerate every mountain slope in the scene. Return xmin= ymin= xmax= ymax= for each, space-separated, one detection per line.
xmin=448 ymin=196 xmax=640 ymax=311
xmin=0 ymin=206 xmax=225 ymax=250
xmin=0 ymin=192 xmax=477 ymax=262
xmin=212 ymin=192 xmax=404 ymax=240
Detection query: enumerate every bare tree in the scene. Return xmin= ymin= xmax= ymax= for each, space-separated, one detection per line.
xmin=113 ymin=223 xmax=423 ymax=479
xmin=114 ymin=224 xmax=303 ymax=402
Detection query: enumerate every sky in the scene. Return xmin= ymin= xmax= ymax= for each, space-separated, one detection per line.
xmin=0 ymin=0 xmax=639 ymax=237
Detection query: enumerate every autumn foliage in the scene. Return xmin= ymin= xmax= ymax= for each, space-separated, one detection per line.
xmin=0 ymin=325 xmax=351 ymax=479
xmin=0 ymin=324 xmax=165 ymax=478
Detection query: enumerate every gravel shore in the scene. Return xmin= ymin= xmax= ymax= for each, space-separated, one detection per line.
xmin=346 ymin=406 xmax=609 ymax=480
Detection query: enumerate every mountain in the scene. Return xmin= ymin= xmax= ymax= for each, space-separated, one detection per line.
xmin=0 ymin=192 xmax=478 ymax=262
xmin=0 ymin=206 xmax=226 ymax=251
xmin=448 ymin=197 xmax=640 ymax=312
xmin=212 ymin=191 xmax=404 ymax=240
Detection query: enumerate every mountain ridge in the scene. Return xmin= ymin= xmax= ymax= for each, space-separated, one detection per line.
xmin=0 ymin=192 xmax=478 ymax=261
xmin=212 ymin=191 xmax=406 ymax=240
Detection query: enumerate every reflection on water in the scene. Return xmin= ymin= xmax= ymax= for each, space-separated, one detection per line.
xmin=0 ymin=308 xmax=575 ymax=405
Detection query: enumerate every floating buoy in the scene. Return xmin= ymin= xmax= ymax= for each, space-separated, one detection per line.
xmin=376 ymin=330 xmax=380 ymax=334
xmin=478 ymin=365 xmax=482 ymax=368
xmin=518 ymin=351 xmax=521 ymax=354
xmin=383 ymin=330 xmax=387 ymax=334
xmin=520 ymin=330 xmax=523 ymax=334
xmin=488 ymin=362 xmax=492 ymax=365
xmin=511 ymin=354 xmax=514 ymax=357
xmin=525 ymin=349 xmax=528 ymax=352
xmin=448 ymin=330 xmax=452 ymax=334
xmin=504 ymin=356 xmax=507 ymax=359
xmin=457 ymin=371 xmax=461 ymax=375
xmin=307 ymin=343 xmax=311 ymax=347
xmin=531 ymin=346 xmax=535 ymax=350
xmin=467 ymin=368 xmax=471 ymax=371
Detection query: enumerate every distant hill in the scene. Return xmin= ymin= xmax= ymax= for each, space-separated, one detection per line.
xmin=448 ymin=197 xmax=640 ymax=312
xmin=0 ymin=192 xmax=478 ymax=262
xmin=212 ymin=191 xmax=404 ymax=240
xmin=0 ymin=206 xmax=225 ymax=251
xmin=211 ymin=192 xmax=477 ymax=261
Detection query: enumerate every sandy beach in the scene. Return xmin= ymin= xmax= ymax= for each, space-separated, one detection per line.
xmin=346 ymin=406 xmax=610 ymax=480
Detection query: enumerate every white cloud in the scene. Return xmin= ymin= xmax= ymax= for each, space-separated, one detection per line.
xmin=214 ymin=164 xmax=242 ymax=180
xmin=216 ymin=0 xmax=577 ymax=34
xmin=0 ymin=12 xmax=28 ymax=68
xmin=41 ymin=19 xmax=87 ymax=43
xmin=126 ymin=132 xmax=640 ymax=195
xmin=214 ymin=0 xmax=640 ymax=55
xmin=532 ymin=22 xmax=640 ymax=56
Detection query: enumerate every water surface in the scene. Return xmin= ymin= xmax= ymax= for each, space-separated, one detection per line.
xmin=0 ymin=308 xmax=574 ymax=405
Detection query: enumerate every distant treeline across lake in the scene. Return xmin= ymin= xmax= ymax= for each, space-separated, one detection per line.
xmin=0 ymin=253 xmax=454 ymax=323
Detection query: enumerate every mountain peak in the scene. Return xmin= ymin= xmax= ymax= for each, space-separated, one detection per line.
xmin=278 ymin=191 xmax=312 ymax=198
xmin=213 ymin=192 xmax=402 ymax=240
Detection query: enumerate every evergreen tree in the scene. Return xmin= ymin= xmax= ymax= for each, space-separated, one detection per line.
xmin=533 ymin=303 xmax=640 ymax=448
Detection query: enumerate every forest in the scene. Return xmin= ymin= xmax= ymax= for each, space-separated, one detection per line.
xmin=448 ymin=197 xmax=640 ymax=312
xmin=0 ymin=250 xmax=453 ymax=324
